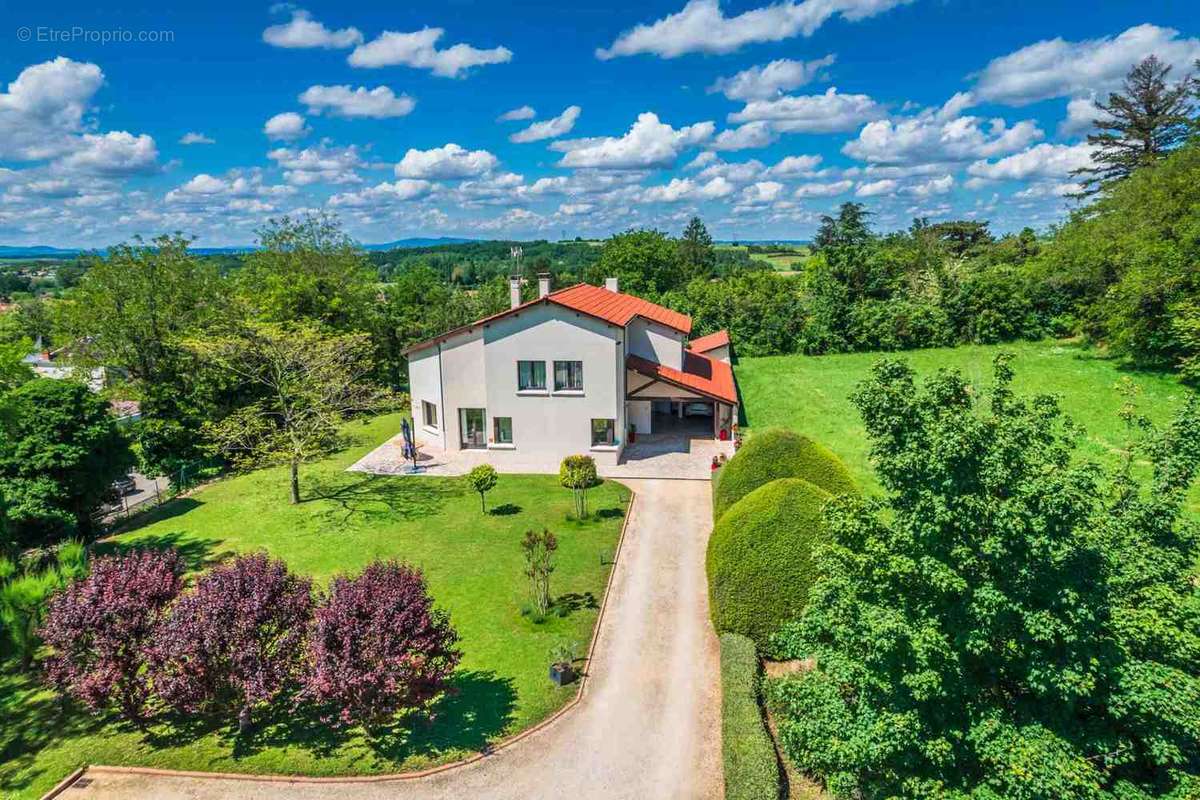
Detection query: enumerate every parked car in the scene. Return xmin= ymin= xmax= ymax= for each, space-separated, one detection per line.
xmin=112 ymin=474 xmax=137 ymax=496
xmin=684 ymin=402 xmax=713 ymax=417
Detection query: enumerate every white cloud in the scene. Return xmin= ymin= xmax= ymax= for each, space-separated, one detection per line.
xmin=58 ymin=132 xmax=159 ymax=176
xmin=267 ymin=143 xmax=365 ymax=185
xmin=0 ymin=57 xmax=105 ymax=161
xmin=729 ymin=87 xmax=885 ymax=133
xmin=766 ymin=154 xmax=823 ymax=177
xmin=262 ymin=9 xmax=363 ymax=49
xmin=394 ymin=143 xmax=498 ymax=179
xmin=510 ymin=105 xmax=581 ymax=143
xmin=1058 ymin=95 xmax=1116 ymax=138
xmin=740 ymin=181 xmax=784 ymax=204
xmin=165 ymin=170 xmax=296 ymax=205
xmin=794 ymin=179 xmax=853 ymax=198
xmin=708 ymin=55 xmax=835 ymax=101
xmin=299 ymin=85 xmax=415 ymax=119
xmin=967 ymin=142 xmax=1095 ymax=181
xmin=640 ymin=176 xmax=735 ymax=203
xmin=972 ymin=23 xmax=1200 ymax=106
xmin=328 ymin=179 xmax=432 ymax=207
xmin=551 ymin=112 xmax=714 ymax=170
xmin=695 ymin=158 xmax=766 ymax=184
xmin=498 ymin=105 xmax=536 ymax=122
xmin=855 ymin=178 xmax=898 ymax=197
xmin=710 ymin=121 xmax=777 ymax=151
xmin=596 ymin=0 xmax=911 ymax=59
xmin=842 ymin=103 xmax=1043 ymax=165
xmin=684 ymin=151 xmax=719 ymax=171
xmin=558 ymin=202 xmax=594 ymax=215
xmin=907 ymin=174 xmax=954 ymax=198
xmin=179 ymin=132 xmax=215 ymax=145
xmin=348 ymin=28 xmax=512 ymax=78
xmin=263 ymin=112 xmax=310 ymax=141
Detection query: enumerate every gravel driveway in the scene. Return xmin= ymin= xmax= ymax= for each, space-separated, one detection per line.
xmin=65 ymin=478 xmax=724 ymax=800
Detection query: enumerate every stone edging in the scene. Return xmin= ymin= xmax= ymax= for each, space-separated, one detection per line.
xmin=42 ymin=485 xmax=639 ymax=799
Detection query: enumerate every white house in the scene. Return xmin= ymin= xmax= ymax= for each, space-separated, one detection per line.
xmin=403 ymin=276 xmax=737 ymax=466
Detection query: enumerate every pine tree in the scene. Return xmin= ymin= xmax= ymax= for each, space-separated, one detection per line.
xmin=678 ymin=216 xmax=715 ymax=281
xmin=1072 ymin=55 xmax=1195 ymax=195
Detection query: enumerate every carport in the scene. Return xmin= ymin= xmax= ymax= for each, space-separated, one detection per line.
xmin=625 ymin=352 xmax=738 ymax=441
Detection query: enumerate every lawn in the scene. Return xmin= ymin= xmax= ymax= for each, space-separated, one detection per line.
xmin=736 ymin=340 xmax=1197 ymax=508
xmin=0 ymin=413 xmax=630 ymax=799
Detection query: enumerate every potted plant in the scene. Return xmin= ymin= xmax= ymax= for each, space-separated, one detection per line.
xmin=549 ymin=642 xmax=578 ymax=686
xmin=629 ymin=422 xmax=637 ymax=443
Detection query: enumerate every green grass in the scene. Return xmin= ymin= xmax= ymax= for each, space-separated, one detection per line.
xmin=736 ymin=340 xmax=1197 ymax=510
xmin=0 ymin=414 xmax=629 ymax=799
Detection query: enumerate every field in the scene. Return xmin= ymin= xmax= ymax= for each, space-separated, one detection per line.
xmin=0 ymin=414 xmax=629 ymax=799
xmin=736 ymin=340 xmax=1196 ymax=507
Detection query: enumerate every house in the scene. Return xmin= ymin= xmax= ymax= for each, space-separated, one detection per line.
xmin=403 ymin=275 xmax=737 ymax=466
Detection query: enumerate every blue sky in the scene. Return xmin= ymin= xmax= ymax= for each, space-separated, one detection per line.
xmin=1 ymin=0 xmax=1197 ymax=246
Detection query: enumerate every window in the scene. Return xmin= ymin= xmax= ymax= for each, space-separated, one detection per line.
xmin=422 ymin=400 xmax=438 ymax=429
xmin=591 ymin=418 xmax=615 ymax=447
xmin=554 ymin=360 xmax=584 ymax=392
xmin=493 ymin=416 xmax=513 ymax=444
xmin=518 ymin=360 xmax=546 ymax=391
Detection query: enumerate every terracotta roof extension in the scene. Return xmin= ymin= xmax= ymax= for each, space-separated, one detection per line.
xmin=627 ymin=351 xmax=737 ymax=405
xmin=688 ymin=329 xmax=730 ymax=353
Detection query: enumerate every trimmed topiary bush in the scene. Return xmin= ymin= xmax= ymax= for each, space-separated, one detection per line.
xmin=713 ymin=428 xmax=854 ymax=520
xmin=707 ymin=478 xmax=831 ymax=649
xmin=720 ymin=632 xmax=781 ymax=800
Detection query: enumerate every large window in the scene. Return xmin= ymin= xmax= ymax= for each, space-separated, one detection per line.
xmin=591 ymin=418 xmax=615 ymax=447
xmin=517 ymin=360 xmax=546 ymax=391
xmin=554 ymin=360 xmax=584 ymax=392
xmin=422 ymin=400 xmax=438 ymax=429
xmin=493 ymin=416 xmax=513 ymax=444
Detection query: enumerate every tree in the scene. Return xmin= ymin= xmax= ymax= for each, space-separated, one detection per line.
xmin=58 ymin=234 xmax=225 ymax=383
xmin=678 ymin=217 xmax=716 ymax=281
xmin=0 ymin=338 xmax=33 ymax=391
xmin=192 ymin=322 xmax=390 ymax=504
xmin=559 ymin=455 xmax=598 ymax=519
xmin=150 ymin=553 xmax=313 ymax=733
xmin=588 ymin=229 xmax=684 ymax=296
xmin=769 ymin=356 xmax=1200 ymax=799
xmin=237 ymin=214 xmax=376 ymax=332
xmin=304 ymin=561 xmax=460 ymax=727
xmin=1073 ymin=55 xmax=1195 ymax=195
xmin=42 ymin=550 xmax=182 ymax=722
xmin=0 ymin=380 xmax=135 ymax=544
xmin=812 ymin=202 xmax=872 ymax=252
xmin=521 ymin=529 xmax=558 ymax=617
xmin=466 ymin=464 xmax=498 ymax=513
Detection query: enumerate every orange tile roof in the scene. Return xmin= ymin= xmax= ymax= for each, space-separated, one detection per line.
xmin=688 ymin=329 xmax=730 ymax=353
xmin=548 ymin=283 xmax=692 ymax=334
xmin=627 ymin=351 xmax=737 ymax=405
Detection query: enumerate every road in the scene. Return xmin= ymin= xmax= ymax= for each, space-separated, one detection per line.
xmin=67 ymin=478 xmax=724 ymax=800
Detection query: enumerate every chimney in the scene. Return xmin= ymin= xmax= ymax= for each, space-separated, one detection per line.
xmin=509 ymin=276 xmax=521 ymax=309
xmin=605 ymin=276 xmax=619 ymax=293
xmin=538 ymin=272 xmax=552 ymax=298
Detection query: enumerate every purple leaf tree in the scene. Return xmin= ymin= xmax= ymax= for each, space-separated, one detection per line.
xmin=41 ymin=549 xmax=183 ymax=723
xmin=149 ymin=552 xmax=313 ymax=733
xmin=304 ymin=561 xmax=460 ymax=728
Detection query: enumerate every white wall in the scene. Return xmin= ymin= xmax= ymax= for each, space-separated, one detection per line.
xmin=626 ymin=317 xmax=685 ymax=370
xmin=482 ymin=304 xmax=624 ymax=464
xmin=627 ymin=400 xmax=652 ymax=435
xmin=702 ymin=343 xmax=731 ymax=363
xmin=408 ymin=346 xmax=444 ymax=449
xmin=440 ymin=330 xmax=485 ymax=449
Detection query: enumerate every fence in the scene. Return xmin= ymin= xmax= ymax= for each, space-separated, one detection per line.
xmin=93 ymin=457 xmax=225 ymax=533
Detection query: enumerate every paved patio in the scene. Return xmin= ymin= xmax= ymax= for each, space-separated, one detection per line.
xmin=348 ymin=432 xmax=734 ymax=481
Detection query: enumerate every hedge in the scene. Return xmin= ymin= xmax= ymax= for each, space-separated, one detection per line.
xmin=714 ymin=428 xmax=854 ymax=521
xmin=707 ymin=478 xmax=830 ymax=649
xmin=720 ymin=632 xmax=781 ymax=800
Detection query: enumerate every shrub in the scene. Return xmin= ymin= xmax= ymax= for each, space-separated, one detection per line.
xmin=713 ymin=428 xmax=853 ymax=520
xmin=521 ymin=528 xmax=558 ymax=618
xmin=150 ymin=553 xmax=313 ymax=732
xmin=304 ymin=561 xmax=460 ymax=728
xmin=720 ymin=633 xmax=781 ymax=800
xmin=707 ymin=478 xmax=831 ymax=650
xmin=0 ymin=569 xmax=59 ymax=669
xmin=466 ymin=464 xmax=498 ymax=513
xmin=559 ymin=455 xmax=598 ymax=518
xmin=41 ymin=549 xmax=182 ymax=720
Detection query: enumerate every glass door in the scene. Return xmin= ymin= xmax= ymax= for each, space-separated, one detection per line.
xmin=459 ymin=408 xmax=486 ymax=449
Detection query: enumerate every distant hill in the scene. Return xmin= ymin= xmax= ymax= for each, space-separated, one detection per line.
xmin=0 ymin=237 xmax=478 ymax=259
